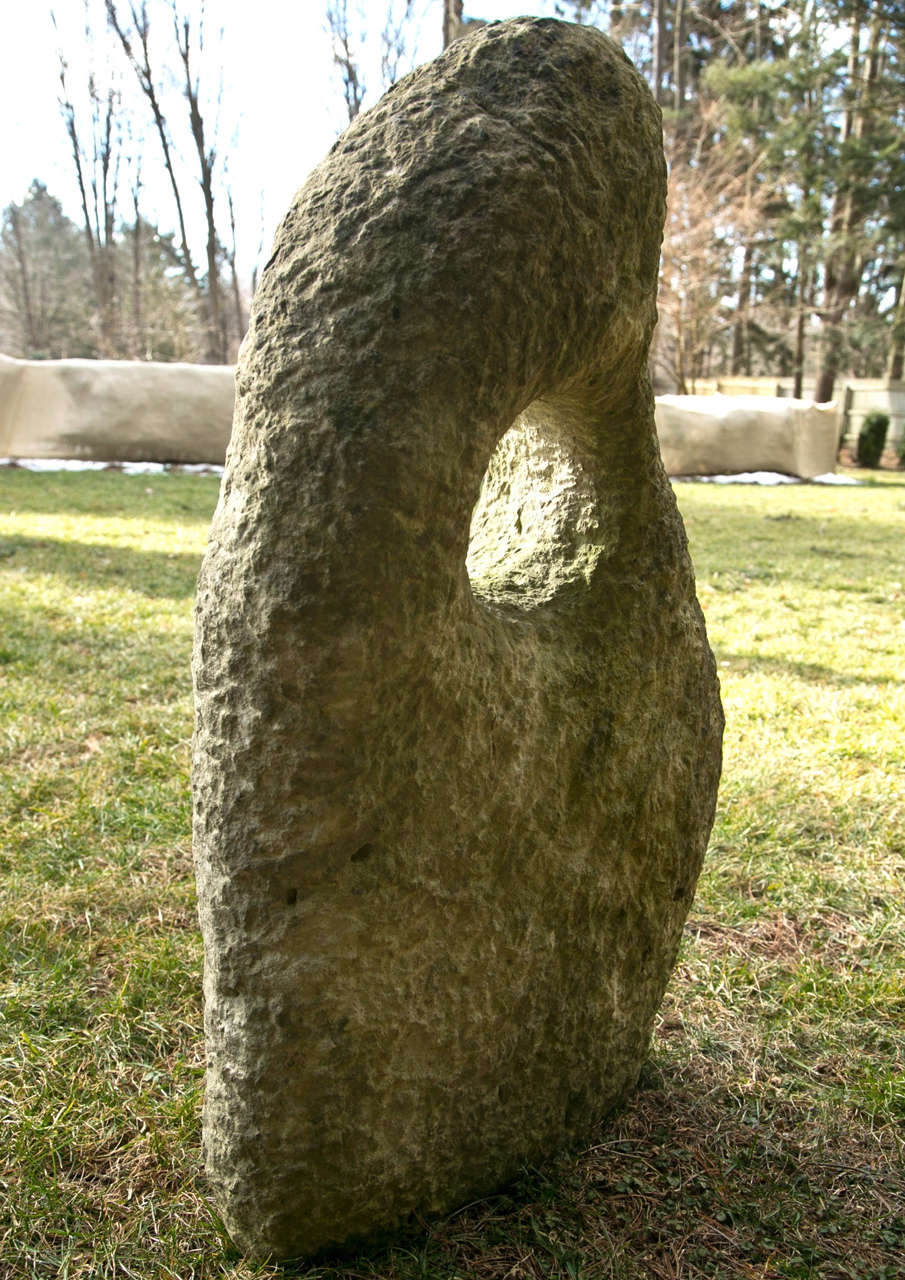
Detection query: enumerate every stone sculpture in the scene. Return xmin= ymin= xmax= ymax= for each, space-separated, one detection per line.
xmin=193 ymin=17 xmax=723 ymax=1261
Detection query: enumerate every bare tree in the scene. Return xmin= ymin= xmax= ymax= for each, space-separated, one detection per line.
xmin=172 ymin=1 xmax=226 ymax=362
xmin=54 ymin=4 xmax=123 ymax=357
xmin=381 ymin=0 xmax=416 ymax=88
xmin=326 ymin=2 xmax=418 ymax=125
xmin=327 ymin=0 xmax=367 ymax=122
xmin=443 ymin=0 xmax=463 ymax=48
xmin=656 ymin=118 xmax=767 ymax=393
xmin=104 ymin=1 xmax=201 ymax=308
xmin=105 ymin=0 xmax=240 ymax=362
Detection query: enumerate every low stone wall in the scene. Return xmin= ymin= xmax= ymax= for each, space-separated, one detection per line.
xmin=655 ymin=394 xmax=840 ymax=478
xmin=1 ymin=354 xmax=845 ymax=478
xmin=0 ymin=353 xmax=235 ymax=465
xmin=677 ymin=376 xmax=905 ymax=455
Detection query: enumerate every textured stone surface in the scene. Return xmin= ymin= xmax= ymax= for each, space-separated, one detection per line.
xmin=192 ymin=17 xmax=723 ymax=1261
xmin=655 ymin=394 xmax=840 ymax=478
xmin=0 ymin=353 xmax=233 ymax=464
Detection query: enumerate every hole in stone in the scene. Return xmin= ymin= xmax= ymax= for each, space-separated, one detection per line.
xmin=285 ymin=886 xmax=299 ymax=905
xmin=466 ymin=405 xmax=606 ymax=612
xmin=350 ymin=843 xmax=374 ymax=863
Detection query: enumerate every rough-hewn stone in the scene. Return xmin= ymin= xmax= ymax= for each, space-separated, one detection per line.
xmin=0 ymin=353 xmax=233 ymax=464
xmin=192 ymin=17 xmax=723 ymax=1261
xmin=655 ymin=394 xmax=840 ymax=478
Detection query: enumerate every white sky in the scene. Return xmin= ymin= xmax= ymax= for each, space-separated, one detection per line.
xmin=0 ymin=1 xmax=561 ymax=283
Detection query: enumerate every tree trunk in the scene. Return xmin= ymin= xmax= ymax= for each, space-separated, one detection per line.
xmin=227 ymin=189 xmax=246 ymax=356
xmin=651 ymin=0 xmax=665 ymax=104
xmin=131 ymin=177 xmax=145 ymax=359
xmin=200 ymin=166 xmax=225 ymax=363
xmin=814 ymin=3 xmax=883 ymax=403
xmin=673 ymin=0 xmax=686 ymax=112
xmin=731 ymin=240 xmax=754 ymax=376
xmin=98 ymin=87 xmax=120 ymax=358
xmin=443 ymin=0 xmax=463 ymax=49
xmin=7 ymin=207 xmax=39 ymax=355
xmin=793 ymin=255 xmax=809 ymax=399
xmin=886 ymin=270 xmax=905 ymax=382
xmin=674 ymin=299 xmax=688 ymax=394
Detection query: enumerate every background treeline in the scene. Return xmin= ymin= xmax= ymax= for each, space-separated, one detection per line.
xmin=0 ymin=0 xmax=248 ymax=366
xmin=2 ymin=0 xmax=904 ymax=400
xmin=586 ymin=0 xmax=905 ymax=399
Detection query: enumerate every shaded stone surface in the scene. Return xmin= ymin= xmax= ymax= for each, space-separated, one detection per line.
xmin=192 ymin=17 xmax=723 ymax=1261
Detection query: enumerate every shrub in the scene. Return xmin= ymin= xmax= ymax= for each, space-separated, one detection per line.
xmin=856 ymin=412 xmax=889 ymax=468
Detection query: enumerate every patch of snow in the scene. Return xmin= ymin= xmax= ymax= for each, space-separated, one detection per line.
xmin=675 ymin=471 xmax=801 ymax=485
xmin=673 ymin=470 xmax=860 ymax=486
xmin=0 ymin=457 xmax=224 ymax=476
xmin=118 ymin=461 xmax=167 ymax=474
xmin=0 ymin=456 xmax=109 ymax=472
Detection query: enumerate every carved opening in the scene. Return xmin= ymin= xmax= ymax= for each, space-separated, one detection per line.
xmin=466 ymin=406 xmax=606 ymax=611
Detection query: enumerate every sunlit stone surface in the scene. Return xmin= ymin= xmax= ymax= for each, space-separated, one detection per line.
xmin=192 ymin=17 xmax=723 ymax=1260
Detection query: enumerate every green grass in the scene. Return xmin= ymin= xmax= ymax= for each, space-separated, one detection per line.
xmin=1 ymin=465 xmax=903 ymax=1279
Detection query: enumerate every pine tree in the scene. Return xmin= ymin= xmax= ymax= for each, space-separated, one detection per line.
xmin=0 ymin=183 xmax=95 ymax=359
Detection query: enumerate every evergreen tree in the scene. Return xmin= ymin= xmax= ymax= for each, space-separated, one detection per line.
xmin=0 ymin=182 xmax=95 ymax=359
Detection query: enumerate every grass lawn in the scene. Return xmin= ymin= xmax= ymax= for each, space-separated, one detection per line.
xmin=1 ymin=464 xmax=903 ymax=1279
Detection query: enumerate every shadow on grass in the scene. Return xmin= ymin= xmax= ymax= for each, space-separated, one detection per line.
xmin=0 ymin=465 xmax=219 ymax=521
xmin=0 ymin=533 xmax=201 ymax=599
xmin=677 ymin=493 xmax=904 ymax=588
xmin=717 ymin=650 xmax=905 ymax=689
xmin=252 ymin=1058 xmax=905 ymax=1279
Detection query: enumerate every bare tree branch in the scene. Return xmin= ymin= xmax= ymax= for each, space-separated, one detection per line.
xmin=105 ymin=0 xmax=200 ymax=302
xmin=327 ymin=0 xmax=366 ymax=122
xmin=53 ymin=5 xmax=121 ymax=355
xmin=381 ymin=0 xmax=415 ymax=87
xmin=171 ymin=0 xmax=226 ymax=362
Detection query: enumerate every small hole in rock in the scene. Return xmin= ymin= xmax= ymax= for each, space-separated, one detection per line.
xmin=466 ymin=405 xmax=606 ymax=612
xmin=285 ymin=887 xmax=299 ymax=905
xmin=351 ymin=843 xmax=374 ymax=863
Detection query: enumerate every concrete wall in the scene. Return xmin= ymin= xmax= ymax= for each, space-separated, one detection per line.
xmin=0 ymin=353 xmax=235 ymax=465
xmin=654 ymin=395 xmax=840 ymax=478
xmin=840 ymin=380 xmax=905 ymax=452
